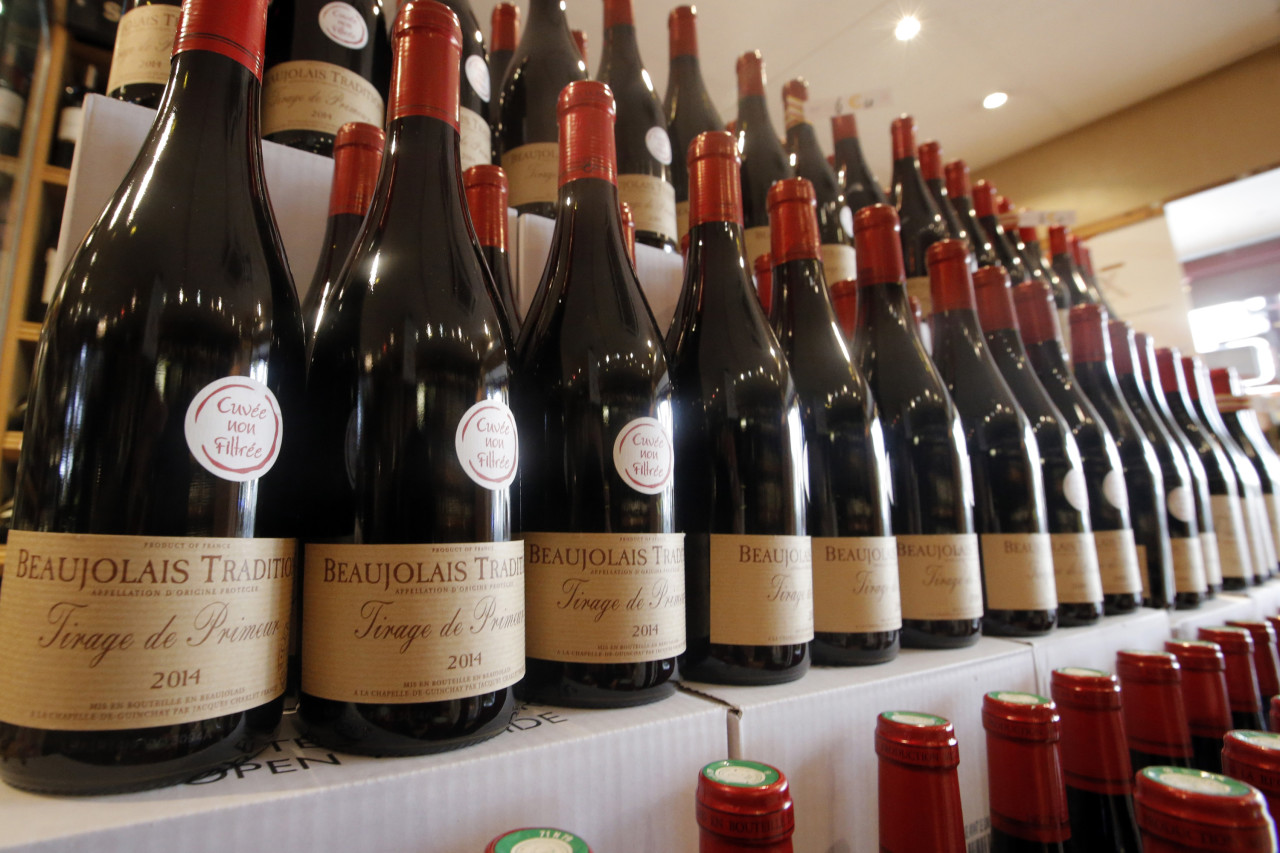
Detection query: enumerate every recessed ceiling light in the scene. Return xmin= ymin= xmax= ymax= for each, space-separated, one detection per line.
xmin=983 ymin=91 xmax=1009 ymax=109
xmin=894 ymin=15 xmax=921 ymax=41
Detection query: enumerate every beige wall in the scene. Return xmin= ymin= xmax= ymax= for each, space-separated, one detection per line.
xmin=976 ymin=45 xmax=1280 ymax=237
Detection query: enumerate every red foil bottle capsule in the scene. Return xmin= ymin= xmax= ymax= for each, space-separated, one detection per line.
xmin=1050 ymin=667 xmax=1142 ymax=852
xmin=1135 ymin=765 xmax=1277 ymax=853
xmin=754 ymin=251 xmax=773 ymax=316
xmin=1200 ymin=625 xmax=1267 ymax=730
xmin=1167 ymin=639 xmax=1235 ymax=772
xmin=1117 ymin=649 xmax=1194 ymax=771
xmin=876 ymin=710 xmax=967 ymax=853
xmin=486 ymin=828 xmax=592 ymax=853
xmin=696 ymin=759 xmax=795 ymax=852
xmin=1223 ymin=730 xmax=1280 ymax=826
xmin=981 ymin=691 xmax=1071 ymax=852
xmin=1230 ymin=620 xmax=1280 ymax=711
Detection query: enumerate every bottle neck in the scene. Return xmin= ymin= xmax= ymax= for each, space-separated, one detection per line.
xmin=686 ymin=219 xmax=754 ymax=305
xmin=150 ymin=49 xmax=260 ymax=178
xmin=600 ymin=21 xmax=643 ymax=77
xmin=378 ymin=115 xmax=465 ymax=225
xmin=738 ymin=93 xmax=774 ymax=134
xmin=528 ymin=0 xmax=568 ymax=27
xmin=773 ymin=258 xmax=841 ymax=339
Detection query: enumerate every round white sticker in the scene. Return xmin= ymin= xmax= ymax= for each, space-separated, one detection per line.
xmin=710 ymin=765 xmax=768 ymax=786
xmin=1062 ymin=467 xmax=1089 ymax=512
xmin=645 ymin=126 xmax=673 ymax=166
xmin=318 ymin=1 xmax=369 ymax=49
xmin=511 ymin=841 xmax=574 ymax=853
xmin=1167 ymin=486 xmax=1195 ymax=522
xmin=455 ymin=399 xmax=519 ymax=490
xmin=184 ymin=376 xmax=284 ymax=483
xmin=1103 ymin=469 xmax=1128 ymax=511
xmin=1155 ymin=770 xmax=1236 ymax=796
xmin=465 ymin=54 xmax=491 ymax=103
xmin=612 ymin=417 xmax=674 ymax=495
xmin=839 ymin=205 xmax=854 ymax=238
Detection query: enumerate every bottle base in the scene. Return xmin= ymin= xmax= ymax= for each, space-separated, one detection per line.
xmin=634 ymin=229 xmax=677 ymax=253
xmin=1223 ymin=578 xmax=1250 ymax=591
xmin=811 ymin=630 xmax=900 ymax=666
xmin=1056 ymin=601 xmax=1104 ymax=627
xmin=296 ymin=689 xmax=514 ymax=757
xmin=0 ymin=701 xmax=283 ymax=795
xmin=983 ymin=607 xmax=1057 ymax=637
xmin=900 ymin=618 xmax=983 ymax=649
xmin=514 ymin=658 xmax=679 ymax=708
xmin=1102 ymin=592 xmax=1141 ymax=615
xmin=679 ymin=641 xmax=810 ymax=685
xmin=1174 ymin=591 xmax=1204 ymax=610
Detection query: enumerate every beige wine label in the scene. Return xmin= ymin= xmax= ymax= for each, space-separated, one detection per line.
xmin=676 ymin=201 xmax=690 ymax=243
xmin=709 ymin=534 xmax=813 ymax=645
xmin=905 ymin=275 xmax=932 ymax=317
xmin=812 ymin=536 xmax=901 ymax=633
xmin=262 ymin=60 xmax=385 ymax=139
xmin=1200 ymin=532 xmax=1224 ymax=588
xmin=106 ymin=4 xmax=181 ymax=93
xmin=459 ymin=106 xmax=492 ymax=173
xmin=1211 ymin=494 xmax=1252 ymax=580
xmin=0 ymin=531 xmax=294 ymax=731
xmin=1049 ymin=532 xmax=1104 ymax=604
xmin=503 ymin=143 xmax=559 ymax=209
xmin=1170 ymin=536 xmax=1207 ymax=594
xmin=895 ymin=534 xmax=984 ymax=621
xmin=524 ymin=532 xmax=686 ymax=663
xmin=1093 ymin=528 xmax=1143 ymax=595
xmin=1135 ymin=543 xmax=1150 ymax=598
xmin=980 ymin=533 xmax=1057 ymax=611
xmin=743 ymin=225 xmax=771 ymax=269
xmin=820 ymin=244 xmax=857 ymax=286
xmin=302 ymin=540 xmax=524 ymax=703
xmin=1267 ymin=494 xmax=1280 ymax=564
xmin=617 ymin=174 xmax=677 ymax=245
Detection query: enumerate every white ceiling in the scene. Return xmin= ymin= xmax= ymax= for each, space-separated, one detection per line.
xmin=475 ymin=0 xmax=1280 ymax=180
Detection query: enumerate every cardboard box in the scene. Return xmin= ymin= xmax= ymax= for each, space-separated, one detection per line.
xmin=54 ymin=95 xmax=333 ymax=303
xmin=1 ymin=695 xmax=728 ymax=852
xmin=1001 ymin=608 xmax=1173 ymax=690
xmin=681 ymin=637 xmax=1038 ymax=852
xmin=1168 ymin=593 xmax=1260 ymax=638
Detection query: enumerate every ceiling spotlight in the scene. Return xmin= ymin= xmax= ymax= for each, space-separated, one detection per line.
xmin=894 ymin=15 xmax=921 ymax=41
xmin=983 ymin=91 xmax=1009 ymax=109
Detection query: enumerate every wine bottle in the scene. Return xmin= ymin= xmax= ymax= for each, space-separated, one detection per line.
xmin=1116 ymin=650 xmax=1194 ymax=772
xmin=1016 ymin=283 xmax=1142 ymax=613
xmin=889 ymin=115 xmax=948 ymax=314
xmin=664 ymin=5 xmax=723 ymax=243
xmin=619 ymin=199 xmax=636 ymax=265
xmin=1050 ymin=667 xmax=1142 ymax=853
xmin=514 ymin=81 xmax=684 ymax=706
xmin=754 ymin=250 xmax=772 ymax=315
xmin=876 ymin=711 xmax=967 ymax=853
xmin=464 ymin=163 xmax=520 ymax=335
xmin=1159 ymin=347 xmax=1251 ymax=592
xmin=782 ymin=79 xmax=855 ymax=284
xmin=488 ymin=3 xmax=518 ymax=128
xmin=1214 ymin=366 xmax=1280 ymax=576
xmin=495 ymin=0 xmax=586 ymax=217
xmin=735 ymin=50 xmax=792 ymax=268
xmin=767 ymin=177 xmax=898 ymax=666
xmin=0 ymin=0 xmax=304 ymax=794
xmin=50 ymin=64 xmax=99 ymax=168
xmin=1071 ymin=305 xmax=1174 ymax=609
xmin=436 ymin=0 xmax=493 ymax=172
xmin=486 ymin=829 xmax=592 ymax=853
xmin=1050 ymin=225 xmax=1101 ymax=307
xmin=1187 ymin=357 xmax=1276 ymax=582
xmin=697 ymin=760 xmax=795 ymax=853
xmin=942 ymin=159 xmax=998 ymax=269
xmin=106 ymin=0 xmax=182 ymax=109
xmin=0 ymin=0 xmax=39 ymax=156
xmin=830 ymin=112 xmax=887 ymax=220
xmin=1138 ymin=333 xmax=1223 ymax=598
xmin=669 ymin=131 xmax=810 ymax=685
xmin=1221 ymin=730 xmax=1280 ymax=819
xmin=971 ymin=180 xmax=1030 ymax=285
xmin=917 ymin=141 xmax=971 ymax=260
xmin=928 ymin=244 xmax=1057 ymax=636
xmin=851 ymin=206 xmax=983 ymax=648
xmin=1072 ymin=234 xmax=1101 ymax=295
xmin=1135 ymin=766 xmax=1274 ymax=853
xmin=1014 ymin=220 xmax=1069 ymax=309
xmin=598 ymin=0 xmax=678 ymax=251
xmin=302 ymin=121 xmax=384 ymax=343
xmin=1227 ymin=620 xmax=1280 ymax=720
xmin=300 ymin=1 xmax=520 ymax=755
xmin=1109 ymin=321 xmax=1206 ymax=609
xmin=1198 ymin=625 xmax=1266 ymax=731
xmin=975 ymin=266 xmax=1103 ymax=626
xmin=982 ymin=691 xmax=1071 ymax=853
xmin=1166 ymin=639 xmax=1234 ymax=773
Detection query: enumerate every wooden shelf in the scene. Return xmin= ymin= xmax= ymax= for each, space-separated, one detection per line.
xmin=40 ymin=164 xmax=70 ymax=187
xmin=2 ymin=432 xmax=20 ymax=462
xmin=15 ymin=322 xmax=41 ymax=342
xmin=0 ymin=155 xmax=17 ymax=177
